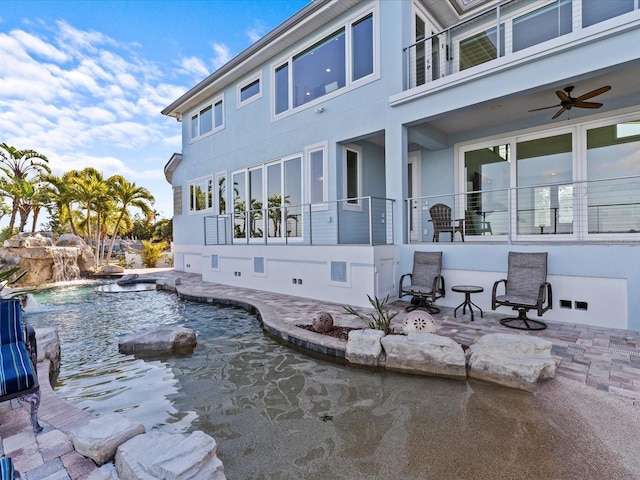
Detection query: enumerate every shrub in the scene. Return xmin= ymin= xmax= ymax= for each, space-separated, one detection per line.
xmin=140 ymin=240 xmax=167 ymax=268
xmin=343 ymin=295 xmax=399 ymax=335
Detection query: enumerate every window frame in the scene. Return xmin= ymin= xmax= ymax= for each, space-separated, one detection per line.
xmin=189 ymin=94 xmax=225 ymax=142
xmin=188 ymin=175 xmax=214 ymax=214
xmin=343 ymin=144 xmax=363 ymax=212
xmin=456 ymin=111 xmax=640 ymax=242
xmin=306 ymin=142 xmax=328 ymax=210
xmin=237 ymin=72 xmax=262 ymax=108
xmin=271 ymin=6 xmax=378 ymax=119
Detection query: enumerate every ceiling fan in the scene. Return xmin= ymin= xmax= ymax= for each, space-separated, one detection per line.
xmin=528 ymin=85 xmax=611 ymax=119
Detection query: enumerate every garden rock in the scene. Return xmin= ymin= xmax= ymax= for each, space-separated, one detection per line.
xmin=33 ymin=327 xmax=61 ymax=369
xmin=115 ymin=430 xmax=226 ymax=480
xmin=118 ymin=326 xmax=197 ymax=355
xmin=346 ymin=329 xmax=385 ymax=366
xmin=381 ymin=333 xmax=467 ymax=379
xmin=156 ymin=277 xmax=181 ymax=292
xmin=312 ymin=311 xmax=334 ymax=333
xmin=71 ymin=413 xmax=145 ymax=466
xmin=402 ymin=310 xmax=437 ymax=333
xmin=466 ymin=333 xmax=556 ymax=391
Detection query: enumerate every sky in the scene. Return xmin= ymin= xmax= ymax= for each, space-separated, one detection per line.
xmin=0 ymin=0 xmax=309 ymax=226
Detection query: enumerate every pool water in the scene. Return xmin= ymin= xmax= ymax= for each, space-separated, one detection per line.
xmin=26 ymin=283 xmax=623 ymax=479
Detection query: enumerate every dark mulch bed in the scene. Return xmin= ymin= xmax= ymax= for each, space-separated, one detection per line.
xmin=296 ymin=324 xmax=360 ymax=341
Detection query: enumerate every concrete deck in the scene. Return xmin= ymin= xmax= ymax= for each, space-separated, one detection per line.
xmin=2 ymin=269 xmax=639 ymax=478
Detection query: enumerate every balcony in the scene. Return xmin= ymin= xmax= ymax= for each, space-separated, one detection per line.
xmin=204 ymin=196 xmax=395 ymax=246
xmin=407 ymin=175 xmax=640 ymax=243
xmin=404 ymin=0 xmax=639 ymax=91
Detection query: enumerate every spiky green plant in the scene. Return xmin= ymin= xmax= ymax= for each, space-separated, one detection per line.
xmin=0 ymin=267 xmax=29 ymax=298
xmin=343 ymin=294 xmax=399 ymax=335
xmin=140 ymin=240 xmax=167 ymax=268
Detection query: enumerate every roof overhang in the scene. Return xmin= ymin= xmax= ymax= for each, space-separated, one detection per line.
xmin=162 ymin=0 xmax=359 ymax=119
xmin=164 ymin=153 xmax=182 ymax=184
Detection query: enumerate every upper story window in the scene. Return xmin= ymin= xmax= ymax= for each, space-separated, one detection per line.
xmin=190 ymin=96 xmax=224 ymax=141
xmin=274 ymin=11 xmax=375 ymax=117
xmin=189 ymin=176 xmax=213 ymax=212
xmin=238 ymin=74 xmax=262 ymax=107
xmin=512 ymin=0 xmax=572 ymax=53
xmin=582 ymin=0 xmax=635 ymax=28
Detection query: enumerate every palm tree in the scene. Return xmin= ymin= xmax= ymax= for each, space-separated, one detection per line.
xmin=0 ymin=144 xmax=50 ymax=233
xmin=43 ymin=172 xmax=81 ymax=236
xmin=104 ymin=175 xmax=154 ymax=264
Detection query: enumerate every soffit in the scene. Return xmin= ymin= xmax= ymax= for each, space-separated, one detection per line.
xmin=163 ymin=0 xmax=359 ymax=118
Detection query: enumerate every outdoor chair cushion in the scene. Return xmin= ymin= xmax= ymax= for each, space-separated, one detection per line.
xmin=0 ymin=300 xmax=24 ymax=346
xmin=0 ymin=342 xmax=37 ymax=396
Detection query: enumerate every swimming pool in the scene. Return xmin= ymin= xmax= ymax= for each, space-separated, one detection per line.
xmin=26 ymin=282 xmax=621 ymax=479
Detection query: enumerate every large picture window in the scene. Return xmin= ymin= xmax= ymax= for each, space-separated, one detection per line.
xmin=274 ymin=10 xmax=375 ymax=116
xmin=344 ymin=146 xmax=362 ymax=211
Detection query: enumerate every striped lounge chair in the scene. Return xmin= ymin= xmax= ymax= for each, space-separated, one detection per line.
xmin=0 ymin=298 xmax=42 ymax=433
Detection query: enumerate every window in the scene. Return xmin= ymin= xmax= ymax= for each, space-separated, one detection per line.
xmin=190 ymin=96 xmax=224 ymax=140
xmin=582 ymin=0 xmax=635 ymax=28
xmin=189 ymin=177 xmax=213 ymax=212
xmin=239 ymin=75 xmax=261 ymax=106
xmin=460 ymin=116 xmax=640 ymax=240
xmin=308 ymin=145 xmax=327 ymax=205
xmin=215 ymin=172 xmax=227 ymax=215
xmin=232 ymin=171 xmax=247 ymax=238
xmin=351 ymin=13 xmax=374 ymax=81
xmin=273 ymin=10 xmax=375 ymax=116
xmin=586 ymin=119 xmax=640 ymax=234
xmin=516 ymin=133 xmax=573 ymax=235
xmin=249 ymin=168 xmax=264 ymax=239
xmin=344 ymin=146 xmax=362 ymax=210
xmin=512 ymin=0 xmax=572 ymax=52
xmin=293 ymin=29 xmax=346 ymax=108
xmin=459 ymin=24 xmax=505 ymax=71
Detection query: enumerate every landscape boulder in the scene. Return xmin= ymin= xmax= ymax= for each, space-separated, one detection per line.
xmin=381 ymin=333 xmax=467 ymax=379
xmin=118 ymin=326 xmax=197 ymax=355
xmin=71 ymin=413 xmax=145 ymax=466
xmin=115 ymin=430 xmax=226 ymax=480
xmin=345 ymin=329 xmax=385 ymax=366
xmin=33 ymin=327 xmax=61 ymax=369
xmin=466 ymin=333 xmax=556 ymax=391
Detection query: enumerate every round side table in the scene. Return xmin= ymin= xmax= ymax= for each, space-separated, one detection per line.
xmin=451 ymin=285 xmax=484 ymax=321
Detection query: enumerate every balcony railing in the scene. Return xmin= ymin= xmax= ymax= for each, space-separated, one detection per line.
xmin=407 ymin=175 xmax=640 ymax=243
xmin=404 ymin=0 xmax=639 ymax=90
xmin=204 ymin=196 xmax=394 ymax=246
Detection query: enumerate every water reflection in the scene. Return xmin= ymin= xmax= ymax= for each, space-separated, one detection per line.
xmin=27 ymin=284 xmax=622 ymax=479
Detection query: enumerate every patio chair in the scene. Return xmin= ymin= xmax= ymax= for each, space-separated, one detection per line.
xmin=429 ymin=203 xmax=464 ymax=242
xmin=0 ymin=298 xmax=42 ymax=433
xmin=399 ymin=251 xmax=445 ymax=313
xmin=491 ymin=252 xmax=553 ymax=330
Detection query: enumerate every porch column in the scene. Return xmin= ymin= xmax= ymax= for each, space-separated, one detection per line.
xmin=385 ymin=124 xmax=408 ymax=244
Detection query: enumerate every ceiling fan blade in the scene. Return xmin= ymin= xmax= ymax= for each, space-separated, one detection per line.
xmin=575 ymin=101 xmax=603 ymax=109
xmin=528 ymin=104 xmax=561 ymax=112
xmin=576 ymin=85 xmax=611 ymax=101
xmin=552 ymin=107 xmax=566 ymax=119
xmin=556 ymin=90 xmax=571 ymax=102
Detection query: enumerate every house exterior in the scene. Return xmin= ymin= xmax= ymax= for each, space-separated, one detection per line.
xmin=162 ymin=0 xmax=640 ymax=331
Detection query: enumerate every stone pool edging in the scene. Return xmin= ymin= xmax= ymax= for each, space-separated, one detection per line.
xmin=170 ymin=284 xmax=557 ymax=392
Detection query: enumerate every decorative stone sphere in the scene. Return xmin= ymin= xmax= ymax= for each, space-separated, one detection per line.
xmin=402 ymin=310 xmax=437 ymax=334
xmin=312 ymin=311 xmax=334 ymax=333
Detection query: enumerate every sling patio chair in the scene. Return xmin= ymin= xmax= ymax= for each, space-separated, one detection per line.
xmin=491 ymin=252 xmax=553 ymax=330
xmin=0 ymin=298 xmax=42 ymax=433
xmin=399 ymin=251 xmax=445 ymax=314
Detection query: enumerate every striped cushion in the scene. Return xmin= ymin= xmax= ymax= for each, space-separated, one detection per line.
xmin=0 ymin=457 xmax=15 ymax=480
xmin=0 ymin=299 xmax=24 ymax=346
xmin=0 ymin=342 xmax=36 ymax=395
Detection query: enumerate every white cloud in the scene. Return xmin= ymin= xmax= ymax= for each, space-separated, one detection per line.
xmin=246 ymin=20 xmax=268 ymax=43
xmin=178 ymin=56 xmax=209 ymax=80
xmin=0 ymin=19 xmax=190 ymax=224
xmin=211 ymin=42 xmax=232 ymax=70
